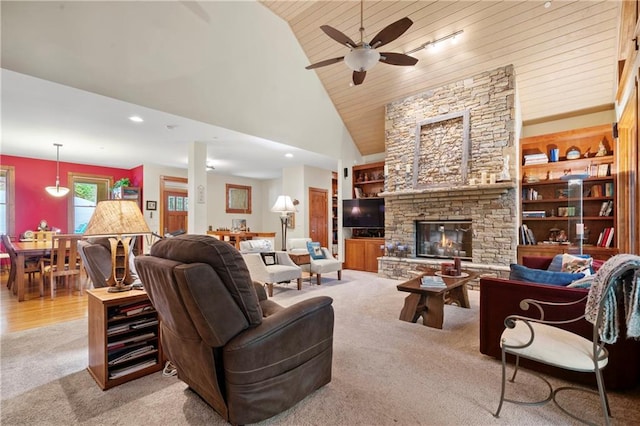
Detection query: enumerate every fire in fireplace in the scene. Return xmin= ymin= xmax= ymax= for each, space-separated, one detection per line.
xmin=415 ymin=220 xmax=472 ymax=260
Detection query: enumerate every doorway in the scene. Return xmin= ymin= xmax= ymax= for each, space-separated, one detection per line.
xmin=308 ymin=187 xmax=328 ymax=247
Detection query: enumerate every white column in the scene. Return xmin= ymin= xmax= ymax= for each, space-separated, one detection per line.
xmin=188 ymin=141 xmax=208 ymax=234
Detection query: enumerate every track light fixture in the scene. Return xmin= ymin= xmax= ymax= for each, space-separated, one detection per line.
xmin=405 ymin=30 xmax=464 ymax=55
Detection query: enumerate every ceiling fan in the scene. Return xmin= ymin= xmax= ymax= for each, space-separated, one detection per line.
xmin=305 ymin=0 xmax=418 ymax=86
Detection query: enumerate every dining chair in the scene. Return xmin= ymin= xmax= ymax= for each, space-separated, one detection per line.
xmin=1 ymin=234 xmax=40 ymax=293
xmin=33 ymin=230 xmax=55 ymax=242
xmin=39 ymin=234 xmax=84 ymax=299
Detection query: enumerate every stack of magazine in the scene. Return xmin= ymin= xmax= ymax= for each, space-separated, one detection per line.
xmin=420 ymin=275 xmax=446 ymax=288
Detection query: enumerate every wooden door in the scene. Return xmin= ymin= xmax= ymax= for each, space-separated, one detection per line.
xmin=308 ymin=187 xmax=328 ymax=247
xmin=163 ymin=190 xmax=188 ymax=235
xmin=160 ymin=176 xmax=188 ymax=236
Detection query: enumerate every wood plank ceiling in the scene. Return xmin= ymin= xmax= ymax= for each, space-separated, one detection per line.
xmin=260 ymin=0 xmax=619 ymax=156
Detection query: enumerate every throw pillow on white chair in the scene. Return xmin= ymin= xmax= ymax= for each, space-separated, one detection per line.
xmin=288 ymin=238 xmax=342 ymax=285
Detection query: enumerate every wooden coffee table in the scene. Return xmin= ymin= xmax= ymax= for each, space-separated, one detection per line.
xmin=396 ymin=270 xmax=479 ymax=329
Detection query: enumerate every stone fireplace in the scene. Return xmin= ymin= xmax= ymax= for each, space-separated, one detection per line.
xmin=378 ymin=65 xmax=518 ymax=281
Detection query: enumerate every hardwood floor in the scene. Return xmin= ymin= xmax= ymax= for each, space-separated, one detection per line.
xmin=0 ymin=271 xmax=89 ymax=334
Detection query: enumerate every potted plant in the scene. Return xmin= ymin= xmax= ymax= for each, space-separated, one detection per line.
xmin=112 ymin=177 xmax=130 ymax=189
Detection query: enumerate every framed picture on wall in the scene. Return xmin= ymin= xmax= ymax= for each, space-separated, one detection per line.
xmin=226 ymin=184 xmax=252 ymax=214
xmin=146 ymin=200 xmax=157 ymax=211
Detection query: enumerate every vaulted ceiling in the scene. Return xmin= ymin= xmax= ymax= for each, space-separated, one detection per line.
xmin=261 ymin=0 xmax=620 ymax=155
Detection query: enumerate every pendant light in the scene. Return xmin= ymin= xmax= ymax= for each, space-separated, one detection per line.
xmin=45 ymin=143 xmax=70 ymax=197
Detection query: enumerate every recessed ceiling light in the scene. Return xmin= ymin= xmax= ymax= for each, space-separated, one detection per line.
xmin=544 ymin=1 xmax=551 ymax=8
xmin=129 ymin=116 xmax=144 ymax=123
xmin=285 ymin=153 xmax=293 ymax=158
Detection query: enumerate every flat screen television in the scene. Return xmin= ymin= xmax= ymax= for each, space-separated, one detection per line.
xmin=343 ymin=198 xmax=385 ymax=228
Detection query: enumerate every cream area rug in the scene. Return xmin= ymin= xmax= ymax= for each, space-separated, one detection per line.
xmin=2 ymin=270 xmax=639 ymax=425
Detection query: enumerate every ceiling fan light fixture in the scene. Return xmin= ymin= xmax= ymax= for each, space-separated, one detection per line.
xmin=344 ymin=47 xmax=380 ymax=72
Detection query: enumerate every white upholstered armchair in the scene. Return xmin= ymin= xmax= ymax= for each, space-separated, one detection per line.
xmin=241 ymin=249 xmax=302 ymax=297
xmin=288 ymin=238 xmax=342 ymax=285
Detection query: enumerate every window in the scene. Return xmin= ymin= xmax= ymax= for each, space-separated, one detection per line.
xmin=68 ymin=173 xmax=112 ymax=234
xmin=0 ymin=166 xmax=15 ymax=237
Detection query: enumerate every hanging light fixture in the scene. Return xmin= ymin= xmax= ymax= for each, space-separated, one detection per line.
xmin=45 ymin=143 xmax=70 ymax=197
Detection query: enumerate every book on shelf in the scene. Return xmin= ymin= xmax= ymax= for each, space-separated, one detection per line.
xmin=108 ymin=344 xmax=156 ymax=366
xmin=597 ymin=227 xmax=615 ymax=248
xmin=109 ymin=358 xmax=158 ymax=379
xmin=107 ymin=318 xmax=159 ymax=335
xmin=604 ymin=182 xmax=614 ymax=197
xmin=520 ymin=224 xmax=537 ymax=245
xmin=523 ymin=153 xmax=549 ymax=165
xmin=522 ymin=211 xmax=546 ymax=218
xmin=599 ymin=200 xmax=613 ymax=217
xmin=526 ymin=228 xmax=537 ymax=245
xmin=420 ymin=275 xmax=446 ymax=288
xmin=605 ymin=228 xmax=615 ymax=248
xmin=597 ymin=163 xmax=610 ymax=177
xmin=523 ymin=188 xmax=539 ymax=200
xmin=107 ymin=331 xmax=156 ymax=350
xmin=112 ymin=302 xmax=154 ymax=318
xmin=591 ymin=184 xmax=603 ymax=198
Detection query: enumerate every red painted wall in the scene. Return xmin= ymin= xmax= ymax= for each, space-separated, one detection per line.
xmin=1 ymin=155 xmax=138 ymax=237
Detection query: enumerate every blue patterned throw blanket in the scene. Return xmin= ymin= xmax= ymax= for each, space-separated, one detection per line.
xmin=585 ymin=254 xmax=640 ymax=344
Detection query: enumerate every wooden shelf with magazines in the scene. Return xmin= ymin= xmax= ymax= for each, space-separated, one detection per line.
xmin=518 ymin=124 xmax=618 ymax=262
xmin=87 ymin=288 xmax=163 ymax=390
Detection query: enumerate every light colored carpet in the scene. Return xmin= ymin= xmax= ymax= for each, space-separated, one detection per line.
xmin=2 ymin=270 xmax=639 ymax=425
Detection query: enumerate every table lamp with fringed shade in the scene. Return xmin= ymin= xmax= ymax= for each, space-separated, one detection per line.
xmin=83 ymin=200 xmax=151 ymax=292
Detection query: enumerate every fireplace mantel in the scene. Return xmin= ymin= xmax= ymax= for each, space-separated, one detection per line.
xmin=380 ymin=181 xmax=516 ymax=200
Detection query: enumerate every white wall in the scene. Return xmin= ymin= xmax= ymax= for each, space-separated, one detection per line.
xmin=205 ymin=174 xmax=264 ymax=233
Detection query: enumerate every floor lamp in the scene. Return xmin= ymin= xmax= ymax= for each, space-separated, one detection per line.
xmin=271 ymin=195 xmax=296 ymax=251
xmin=83 ymin=200 xmax=151 ymax=292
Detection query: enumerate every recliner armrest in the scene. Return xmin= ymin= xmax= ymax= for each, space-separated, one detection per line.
xmin=223 ymin=296 xmax=334 ymax=384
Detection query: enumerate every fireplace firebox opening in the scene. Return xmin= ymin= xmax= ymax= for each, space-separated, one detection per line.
xmin=416 ymin=220 xmax=472 ymax=260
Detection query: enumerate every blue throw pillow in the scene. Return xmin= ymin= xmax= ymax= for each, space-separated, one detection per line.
xmin=306 ymin=241 xmax=325 ymax=260
xmin=509 ymin=263 xmax=584 ymax=286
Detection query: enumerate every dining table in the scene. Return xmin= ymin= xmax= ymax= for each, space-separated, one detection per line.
xmin=12 ymin=240 xmax=52 ymax=302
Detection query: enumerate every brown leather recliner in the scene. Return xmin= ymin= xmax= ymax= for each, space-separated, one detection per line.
xmin=134 ymin=234 xmax=334 ymax=425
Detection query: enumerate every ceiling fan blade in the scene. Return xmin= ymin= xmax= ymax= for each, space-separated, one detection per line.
xmin=321 ymin=25 xmax=357 ymax=48
xmin=379 ymin=52 xmax=418 ymax=66
xmin=305 ymin=57 xmax=345 ymax=70
xmin=369 ymin=17 xmax=413 ymax=49
xmin=353 ymin=71 xmax=366 ymax=86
